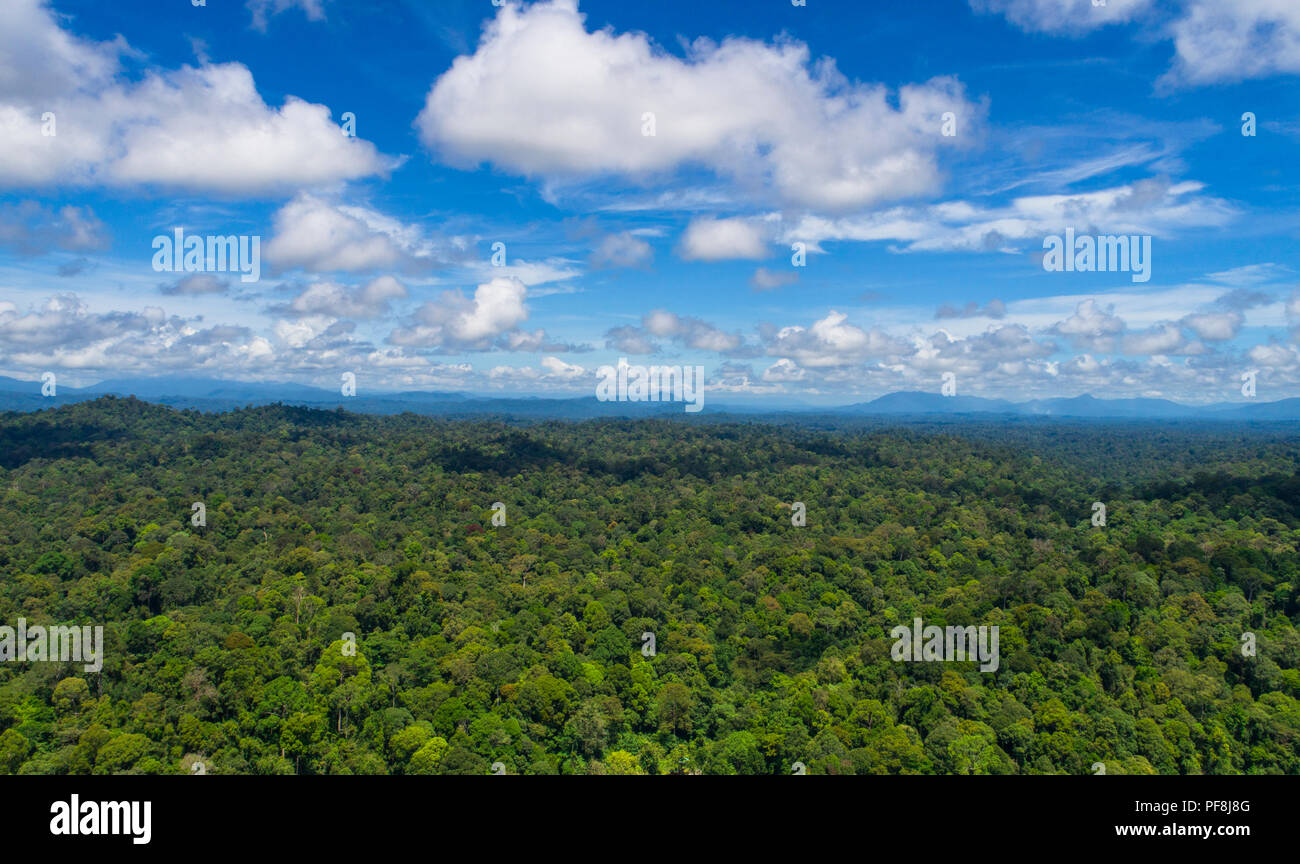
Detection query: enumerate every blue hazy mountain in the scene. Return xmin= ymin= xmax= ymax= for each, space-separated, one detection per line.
xmin=83 ymin=376 xmax=334 ymax=401
xmin=1019 ymin=394 xmax=1199 ymax=418
xmin=838 ymin=391 xmax=1019 ymax=414
xmin=1215 ymin=397 xmax=1300 ymax=419
xmin=2 ymin=377 xmax=1299 ymax=420
xmin=814 ymin=390 xmax=1299 ymax=420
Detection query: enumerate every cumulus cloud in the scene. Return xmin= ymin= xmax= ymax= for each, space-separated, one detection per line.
xmin=907 ymin=324 xmax=1055 ymax=377
xmin=975 ymin=0 xmax=1300 ymax=86
xmin=0 ymin=1 xmax=119 ymax=104
xmin=1122 ymin=322 xmax=1185 ymax=355
xmin=601 ymin=309 xmax=746 ymax=355
xmin=487 ymin=358 xmax=589 ymax=386
xmin=1058 ymin=353 xmax=1104 ymax=376
xmin=604 ymin=325 xmax=659 ymax=355
xmin=272 ymin=315 xmax=334 ymax=350
xmin=0 ymin=292 xmax=582 ymax=388
xmin=1041 ymin=299 xmax=1211 ymax=356
xmin=266 ymin=194 xmax=437 ymax=274
xmin=1248 ymin=342 xmax=1300 ymax=369
xmin=499 ymin=328 xmax=584 ymax=353
xmin=1181 ymin=311 xmax=1242 ymax=342
xmin=705 ymin=362 xmax=789 ymax=395
xmin=763 ymin=310 xmax=907 ymax=368
xmin=416 ymin=0 xmax=978 ymax=210
xmin=743 ymin=266 xmax=790 ymax=293
xmin=589 ymin=232 xmax=653 ymax=268
xmin=389 ymin=276 xmax=529 ymax=351
xmin=750 ymin=267 xmax=799 ymax=292
xmin=643 ymin=309 xmax=743 ymax=352
xmin=279 ymin=275 xmax=407 ymax=319
xmin=540 ymin=355 xmax=584 ymax=378
xmin=1166 ymin=0 xmax=1300 ymax=85
xmin=1213 ymin=288 xmax=1273 ymax=311
xmin=0 ymin=0 xmax=391 ymax=192
xmin=761 ymin=357 xmax=806 ymax=383
xmin=0 ymin=293 xmax=285 ymax=375
xmin=0 ymin=294 xmax=152 ymax=352
xmin=678 ymin=217 xmax=768 ymax=261
xmin=1051 ymin=299 xmax=1126 ymax=352
xmin=0 ymin=202 xmax=109 ymax=256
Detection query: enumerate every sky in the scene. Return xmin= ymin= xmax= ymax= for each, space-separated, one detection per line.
xmin=0 ymin=0 xmax=1298 ymax=406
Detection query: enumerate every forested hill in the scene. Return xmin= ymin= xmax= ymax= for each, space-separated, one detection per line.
xmin=0 ymin=396 xmax=1297 ymax=774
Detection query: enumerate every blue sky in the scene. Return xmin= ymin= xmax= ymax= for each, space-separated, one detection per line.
xmin=1 ymin=0 xmax=1298 ymax=405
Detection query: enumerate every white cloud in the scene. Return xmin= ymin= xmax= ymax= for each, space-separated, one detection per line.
xmin=416 ymin=0 xmax=977 ymax=210
xmin=284 ymin=275 xmax=407 ymax=319
xmin=750 ymin=267 xmax=798 ymax=292
xmin=486 ymin=361 xmax=588 ymax=385
xmin=267 ymin=195 xmax=426 ymax=274
xmin=1248 ymin=342 xmax=1300 ymax=368
xmin=642 ymin=310 xmax=679 ymax=337
xmin=1181 ymin=311 xmax=1242 ymax=342
xmin=970 ymin=0 xmax=1152 ymax=34
xmin=247 ymin=0 xmax=327 ymax=33
xmin=0 ymin=0 xmax=391 ymax=192
xmin=975 ymin=0 xmax=1300 ymax=86
xmin=499 ymin=328 xmax=581 ymax=352
xmin=1051 ymin=299 xmax=1125 ymax=351
xmin=0 ymin=0 xmax=118 ymax=103
xmin=1166 ymin=0 xmax=1300 ymax=85
xmin=642 ymin=309 xmax=742 ymax=352
xmin=390 ymin=276 xmax=529 ymax=350
xmin=590 ymin=232 xmax=653 ymax=268
xmin=678 ymin=217 xmax=768 ymax=261
xmin=1061 ymin=353 xmax=1102 ymax=374
xmin=761 ymin=358 xmax=806 ymax=383
xmin=0 ymin=202 xmax=109 ymax=255
xmin=273 ymin=315 xmax=333 ymax=349
xmin=1207 ymin=263 xmax=1288 ymax=286
xmin=540 ymin=356 xmax=584 ymax=378
xmin=467 ymin=258 xmax=583 ymax=288
xmin=782 ymin=177 xmax=1237 ymax=253
xmin=488 ymin=365 xmax=540 ymax=382
xmin=1122 ymin=322 xmax=1185 ymax=355
xmin=765 ymin=310 xmax=907 ymax=367
xmin=905 ymin=324 xmax=1055 ymax=376
xmin=604 ymin=325 xmax=658 ymax=354
xmin=0 ymin=293 xmax=283 ymax=374
xmin=0 ymin=294 xmax=148 ymax=351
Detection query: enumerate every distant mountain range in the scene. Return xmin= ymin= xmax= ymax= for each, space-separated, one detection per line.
xmin=1 ymin=377 xmax=1297 ymax=421
xmin=833 ymin=390 xmax=1279 ymax=419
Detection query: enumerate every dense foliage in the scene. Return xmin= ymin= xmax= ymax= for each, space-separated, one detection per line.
xmin=0 ymin=397 xmax=1297 ymax=774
